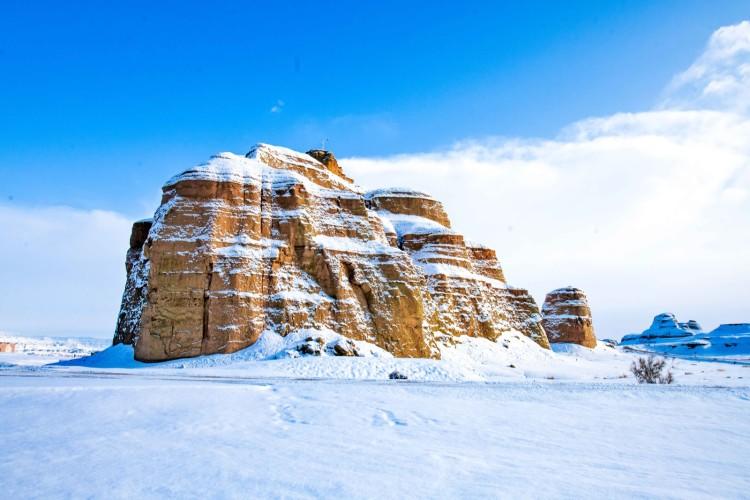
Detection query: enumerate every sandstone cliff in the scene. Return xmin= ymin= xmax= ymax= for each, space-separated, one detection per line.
xmin=114 ymin=144 xmax=549 ymax=361
xmin=541 ymin=287 xmax=597 ymax=348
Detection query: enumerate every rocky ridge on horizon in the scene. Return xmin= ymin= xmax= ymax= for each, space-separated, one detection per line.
xmin=114 ymin=144 xmax=550 ymax=362
xmin=621 ymin=313 xmax=750 ymax=359
xmin=622 ymin=313 xmax=703 ymax=343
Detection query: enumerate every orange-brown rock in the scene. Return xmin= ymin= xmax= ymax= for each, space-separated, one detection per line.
xmin=114 ymin=144 xmax=549 ymax=361
xmin=365 ymin=188 xmax=451 ymax=228
xmin=0 ymin=342 xmax=16 ymax=353
xmin=306 ymin=149 xmax=353 ymax=183
xmin=541 ymin=287 xmax=597 ymax=348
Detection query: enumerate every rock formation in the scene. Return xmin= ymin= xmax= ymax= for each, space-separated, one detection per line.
xmin=541 ymin=287 xmax=597 ymax=348
xmin=621 ymin=313 xmax=703 ymax=344
xmin=114 ymin=144 xmax=549 ymax=362
xmin=620 ymin=314 xmax=750 ymax=358
xmin=708 ymin=323 xmax=750 ymax=337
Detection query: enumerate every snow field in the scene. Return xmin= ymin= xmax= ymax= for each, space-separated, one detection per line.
xmin=0 ymin=372 xmax=748 ymax=499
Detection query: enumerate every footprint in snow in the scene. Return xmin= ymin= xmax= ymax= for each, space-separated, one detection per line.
xmin=412 ymin=412 xmax=440 ymax=426
xmin=270 ymin=403 xmax=309 ymax=425
xmin=373 ymin=409 xmax=407 ymax=427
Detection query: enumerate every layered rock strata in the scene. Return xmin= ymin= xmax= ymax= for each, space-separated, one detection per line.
xmin=114 ymin=144 xmax=549 ymax=361
xmin=541 ymin=287 xmax=597 ymax=348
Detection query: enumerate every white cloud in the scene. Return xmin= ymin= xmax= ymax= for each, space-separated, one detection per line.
xmin=343 ymin=21 xmax=750 ymax=338
xmin=663 ymin=20 xmax=750 ymax=113
xmin=0 ymin=205 xmax=131 ymax=338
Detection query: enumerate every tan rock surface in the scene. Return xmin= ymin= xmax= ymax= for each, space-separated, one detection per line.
xmin=114 ymin=144 xmax=549 ymax=361
xmin=541 ymin=287 xmax=597 ymax=348
xmin=0 ymin=342 xmax=16 ymax=353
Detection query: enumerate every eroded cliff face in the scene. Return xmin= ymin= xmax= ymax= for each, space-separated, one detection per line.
xmin=541 ymin=287 xmax=597 ymax=348
xmin=114 ymin=144 xmax=549 ymax=361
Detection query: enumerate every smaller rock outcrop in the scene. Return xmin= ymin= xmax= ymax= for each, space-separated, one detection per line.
xmin=330 ymin=337 xmax=360 ymax=357
xmin=306 ymin=149 xmax=352 ymax=182
xmin=541 ymin=287 xmax=597 ymax=348
xmin=0 ymin=342 xmax=16 ymax=353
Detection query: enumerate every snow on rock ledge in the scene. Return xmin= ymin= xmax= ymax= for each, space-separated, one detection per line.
xmin=365 ymin=187 xmax=451 ymax=227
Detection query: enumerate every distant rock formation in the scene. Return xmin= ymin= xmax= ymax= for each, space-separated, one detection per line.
xmin=621 ymin=313 xmax=750 ymax=359
xmin=621 ymin=313 xmax=703 ymax=344
xmin=541 ymin=287 xmax=597 ymax=348
xmin=114 ymin=144 xmax=549 ymax=362
xmin=0 ymin=342 xmax=16 ymax=353
xmin=707 ymin=323 xmax=750 ymax=337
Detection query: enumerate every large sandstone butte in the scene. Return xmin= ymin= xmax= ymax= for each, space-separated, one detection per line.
xmin=541 ymin=287 xmax=597 ymax=348
xmin=114 ymin=144 xmax=550 ymax=361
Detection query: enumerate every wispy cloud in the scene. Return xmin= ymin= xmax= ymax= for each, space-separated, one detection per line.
xmin=270 ymin=99 xmax=285 ymax=113
xmin=663 ymin=20 xmax=750 ymax=113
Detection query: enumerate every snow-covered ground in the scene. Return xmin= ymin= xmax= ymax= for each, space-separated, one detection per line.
xmin=42 ymin=330 xmax=748 ymax=385
xmin=1 ymin=370 xmax=748 ymax=499
xmin=1 ymin=332 xmax=748 ymax=498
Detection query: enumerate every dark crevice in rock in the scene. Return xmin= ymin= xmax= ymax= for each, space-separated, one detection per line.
xmin=202 ymin=263 xmax=214 ymax=349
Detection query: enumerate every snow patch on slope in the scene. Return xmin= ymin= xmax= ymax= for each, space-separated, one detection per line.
xmin=61 ymin=328 xmax=391 ymax=369
xmin=364 ymin=187 xmax=438 ymax=200
xmin=376 ymin=211 xmax=454 ymax=237
xmin=313 ymin=235 xmax=401 ymax=255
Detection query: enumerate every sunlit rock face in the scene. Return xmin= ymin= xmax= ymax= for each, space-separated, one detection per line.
xmin=364 ymin=188 xmax=451 ymax=228
xmin=114 ymin=144 xmax=549 ymax=361
xmin=541 ymin=287 xmax=597 ymax=348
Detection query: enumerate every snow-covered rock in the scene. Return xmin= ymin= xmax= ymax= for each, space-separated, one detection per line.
xmin=114 ymin=147 xmax=550 ymax=362
xmin=708 ymin=323 xmax=750 ymax=337
xmin=621 ymin=313 xmax=702 ymax=344
xmin=699 ymin=323 xmax=750 ymax=357
xmin=620 ymin=314 xmax=750 ymax=361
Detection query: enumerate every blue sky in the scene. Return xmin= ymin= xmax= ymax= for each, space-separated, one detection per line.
xmin=1 ymin=2 xmax=749 ymax=338
xmin=1 ymin=0 xmax=748 ymax=217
